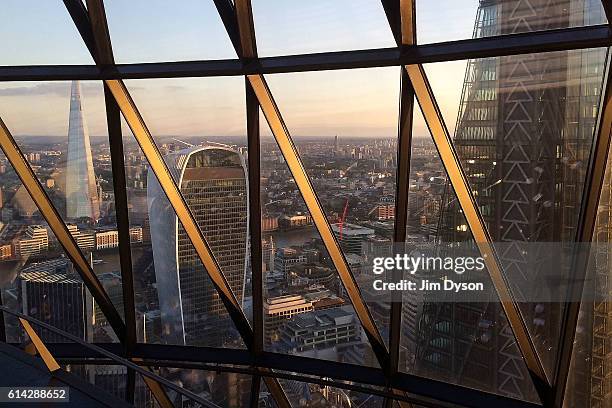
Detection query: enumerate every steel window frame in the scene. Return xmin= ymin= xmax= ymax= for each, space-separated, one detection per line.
xmin=0 ymin=25 xmax=610 ymax=81
xmin=0 ymin=1 xmax=610 ymax=407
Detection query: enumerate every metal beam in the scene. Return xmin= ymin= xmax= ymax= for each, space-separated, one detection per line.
xmin=0 ymin=118 xmax=127 ymax=341
xmin=233 ymin=0 xmax=262 ymax=354
xmin=0 ymin=292 xmax=5 ymax=343
xmin=247 ymin=73 xmax=390 ymax=372
xmin=400 ymin=0 xmax=416 ymax=46
xmin=603 ymin=0 xmax=612 ymax=26
xmin=404 ymin=64 xmax=549 ymax=390
xmin=381 ymin=0 xmax=402 ymax=46
xmin=246 ymin=80 xmax=263 ymax=354
xmin=18 ymin=318 xmax=61 ymax=372
xmin=84 ymin=0 xmax=115 ymax=65
xmin=235 ymin=0 xmax=257 ymax=59
xmin=249 ymin=375 xmax=261 ymax=408
xmin=38 ymin=341 xmax=545 ymax=408
xmin=62 ymin=0 xmax=98 ymax=62
xmin=387 ymin=3 xmax=416 ymax=408
xmin=213 ymin=0 xmax=243 ymax=57
xmin=1 ymin=25 xmax=610 ymax=81
xmin=104 ymin=83 xmax=137 ymax=404
xmin=553 ymin=50 xmax=612 ymax=408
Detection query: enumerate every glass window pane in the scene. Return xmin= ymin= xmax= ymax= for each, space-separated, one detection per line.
xmin=424 ymin=46 xmax=608 ymax=379
xmin=252 ymin=0 xmax=396 ymax=57
xmin=260 ymin=67 xmax=398 ymax=365
xmin=119 ymin=78 xmax=248 ymax=348
xmin=105 ymin=0 xmax=237 ymax=63
xmin=0 ymin=1 xmax=94 ymax=65
xmin=417 ymin=0 xmax=608 ymax=44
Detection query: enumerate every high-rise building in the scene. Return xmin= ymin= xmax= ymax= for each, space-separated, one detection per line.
xmin=412 ymin=0 xmax=608 ymax=402
xmin=65 ymin=80 xmax=100 ymax=222
xmin=18 ymin=258 xmax=93 ymax=343
xmin=148 ymin=145 xmax=248 ymax=346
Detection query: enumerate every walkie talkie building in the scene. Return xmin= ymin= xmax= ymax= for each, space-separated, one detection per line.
xmin=148 ymin=145 xmax=248 ymax=347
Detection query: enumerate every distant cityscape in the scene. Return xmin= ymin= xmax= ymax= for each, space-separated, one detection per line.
xmin=0 ymin=77 xmax=449 ymax=406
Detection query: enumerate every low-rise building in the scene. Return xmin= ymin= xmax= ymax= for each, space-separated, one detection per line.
xmin=264 ymin=294 xmax=314 ymax=345
xmin=279 ymin=306 xmax=361 ymax=354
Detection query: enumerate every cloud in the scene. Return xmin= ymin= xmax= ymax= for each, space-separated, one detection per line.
xmin=0 ymin=82 xmax=102 ymax=97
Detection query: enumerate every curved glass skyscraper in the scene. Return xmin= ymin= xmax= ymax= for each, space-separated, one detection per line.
xmin=148 ymin=145 xmax=248 ymax=347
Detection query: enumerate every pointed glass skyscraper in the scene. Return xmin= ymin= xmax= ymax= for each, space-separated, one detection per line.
xmin=65 ymin=80 xmax=100 ymax=222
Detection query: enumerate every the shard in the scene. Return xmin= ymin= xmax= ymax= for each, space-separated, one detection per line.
xmin=65 ymin=80 xmax=100 ymax=222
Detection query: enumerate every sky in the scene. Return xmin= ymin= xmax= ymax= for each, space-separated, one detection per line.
xmin=0 ymin=0 xmax=479 ymax=138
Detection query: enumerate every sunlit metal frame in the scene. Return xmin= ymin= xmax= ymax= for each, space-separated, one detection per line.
xmin=0 ymin=0 xmax=610 ymax=407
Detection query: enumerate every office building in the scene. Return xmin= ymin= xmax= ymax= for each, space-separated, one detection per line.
xmin=18 ymin=258 xmax=92 ymax=343
xmin=149 ymin=145 xmax=248 ymax=346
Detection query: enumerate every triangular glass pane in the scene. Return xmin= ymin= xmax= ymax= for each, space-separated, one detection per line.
xmin=0 ymin=80 xmax=124 ymax=344
xmin=262 ymin=67 xmax=400 ymax=346
xmin=426 ymin=46 xmax=609 ymax=379
xmin=251 ymin=0 xmax=396 ymax=57
xmin=119 ymin=78 xmax=248 ymax=348
xmin=417 ymin=0 xmax=608 ymax=44
xmin=0 ymin=1 xmax=95 ymax=65
xmin=400 ymin=102 xmax=539 ymax=403
xmin=260 ymin=112 xmax=387 ymax=367
xmin=104 ymin=0 xmax=237 ymax=63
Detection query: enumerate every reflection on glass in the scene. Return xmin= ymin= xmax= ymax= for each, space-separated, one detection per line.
xmin=417 ymin=0 xmax=607 ymax=44
xmin=399 ymin=133 xmax=539 ymax=402
xmin=0 ymin=81 xmax=122 ymax=344
xmin=404 ymin=0 xmax=608 ymax=402
xmin=428 ymin=30 xmax=606 ymax=383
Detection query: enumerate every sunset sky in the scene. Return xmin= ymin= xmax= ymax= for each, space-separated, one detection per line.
xmin=0 ymin=0 xmax=478 ymax=138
